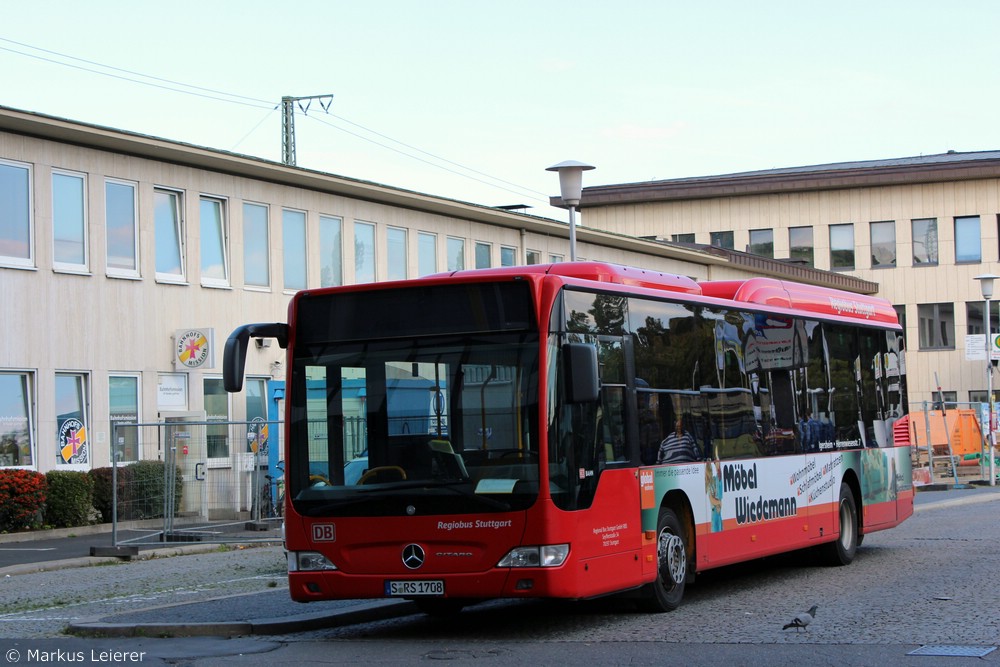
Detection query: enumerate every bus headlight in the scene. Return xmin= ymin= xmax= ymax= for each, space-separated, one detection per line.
xmin=497 ymin=544 xmax=569 ymax=568
xmin=289 ymin=551 xmax=338 ymax=572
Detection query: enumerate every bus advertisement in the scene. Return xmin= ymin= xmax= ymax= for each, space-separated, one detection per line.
xmin=223 ymin=262 xmax=913 ymax=614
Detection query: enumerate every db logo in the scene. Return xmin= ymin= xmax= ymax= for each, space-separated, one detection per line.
xmin=312 ymin=523 xmax=336 ymax=542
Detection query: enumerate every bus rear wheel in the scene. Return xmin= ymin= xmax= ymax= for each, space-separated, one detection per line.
xmin=822 ymin=482 xmax=858 ymax=566
xmin=639 ymin=507 xmax=687 ymax=612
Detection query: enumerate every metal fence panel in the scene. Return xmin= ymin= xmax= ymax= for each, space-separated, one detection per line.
xmin=110 ymin=420 xmax=283 ymax=546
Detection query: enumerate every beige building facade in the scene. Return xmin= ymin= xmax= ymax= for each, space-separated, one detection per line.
xmin=1 ymin=106 xmax=879 ymax=474
xmin=579 ymin=153 xmax=1000 ymax=412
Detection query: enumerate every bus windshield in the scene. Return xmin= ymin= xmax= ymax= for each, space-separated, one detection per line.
xmin=286 ymin=281 xmax=540 ymax=517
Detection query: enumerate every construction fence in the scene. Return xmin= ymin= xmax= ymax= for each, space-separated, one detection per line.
xmin=908 ymin=401 xmax=1000 ymax=486
xmin=109 ymin=419 xmax=285 ymax=546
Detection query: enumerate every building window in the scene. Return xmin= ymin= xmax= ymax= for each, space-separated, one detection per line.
xmin=748 ymin=229 xmax=773 ymax=258
xmin=447 ymin=237 xmax=465 ymax=271
xmin=912 ymin=218 xmax=938 ymax=266
xmin=671 ymin=233 xmax=695 ymax=243
xmin=200 ymin=196 xmax=229 ymax=286
xmin=870 ymin=221 xmax=896 ymax=268
xmin=243 ymin=202 xmax=270 ymax=288
xmin=475 ymin=241 xmax=491 ymax=269
xmin=0 ymin=372 xmax=34 ymax=467
xmin=204 ymin=377 xmax=230 ymax=459
xmin=354 ymin=221 xmax=376 ymax=284
xmin=549 ymin=254 xmax=564 ymax=263
xmin=52 ymin=170 xmax=87 ymax=271
xmin=417 ymin=232 xmax=437 ymax=276
xmin=955 ymin=215 xmax=981 ymax=263
xmin=105 ymin=179 xmax=138 ymax=277
xmin=154 ymin=189 xmax=185 ymax=281
xmin=500 ymin=246 xmax=517 ymax=267
xmin=917 ymin=303 xmax=954 ymax=350
xmin=319 ymin=215 xmax=343 ymax=287
xmin=109 ymin=375 xmax=140 ymax=463
xmin=789 ymin=226 xmax=814 ymax=267
xmin=245 ymin=378 xmax=268 ymax=454
xmin=829 ymin=223 xmax=855 ymax=270
xmin=710 ymin=231 xmax=734 ymax=250
xmin=526 ymin=250 xmax=541 ymax=265
xmin=282 ymin=209 xmax=307 ymax=290
xmin=893 ymin=305 xmax=907 ymax=348
xmin=55 ymin=373 xmax=89 ymax=466
xmin=387 ymin=227 xmax=407 ymax=281
xmin=966 ymin=301 xmax=999 ymax=336
xmin=0 ymin=159 xmax=32 ymax=268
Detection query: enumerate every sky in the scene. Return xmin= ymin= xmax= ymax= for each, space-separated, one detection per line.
xmin=3 ymin=0 xmax=1000 ymax=221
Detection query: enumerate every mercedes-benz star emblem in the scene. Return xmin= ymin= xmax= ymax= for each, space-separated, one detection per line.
xmin=402 ymin=543 xmax=425 ymax=570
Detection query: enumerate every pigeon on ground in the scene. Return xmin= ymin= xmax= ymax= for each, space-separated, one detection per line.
xmin=782 ymin=605 xmax=818 ymax=632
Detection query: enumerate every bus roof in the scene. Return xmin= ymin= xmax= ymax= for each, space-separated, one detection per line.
xmin=698 ymin=277 xmax=899 ymax=326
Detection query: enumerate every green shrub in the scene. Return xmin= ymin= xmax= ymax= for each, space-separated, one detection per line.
xmin=0 ymin=469 xmax=47 ymax=532
xmin=44 ymin=470 xmax=94 ymax=528
xmin=121 ymin=460 xmax=184 ymax=520
xmin=89 ymin=466 xmax=133 ymax=523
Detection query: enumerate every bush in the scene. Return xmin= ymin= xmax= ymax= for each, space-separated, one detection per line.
xmin=0 ymin=469 xmax=47 ymax=532
xmin=122 ymin=460 xmax=184 ymax=520
xmin=89 ymin=466 xmax=133 ymax=523
xmin=44 ymin=470 xmax=95 ymax=528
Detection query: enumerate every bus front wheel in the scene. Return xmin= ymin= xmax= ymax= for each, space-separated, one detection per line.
xmin=640 ymin=507 xmax=688 ymax=612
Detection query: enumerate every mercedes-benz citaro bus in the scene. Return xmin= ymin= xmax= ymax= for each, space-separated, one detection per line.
xmin=223 ymin=262 xmax=913 ymax=615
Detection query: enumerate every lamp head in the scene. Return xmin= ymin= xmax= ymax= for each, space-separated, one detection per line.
xmin=546 ymin=160 xmax=595 ymax=207
xmin=976 ymin=274 xmax=1000 ymax=300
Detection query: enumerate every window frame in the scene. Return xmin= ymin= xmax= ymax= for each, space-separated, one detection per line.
xmin=199 ymin=195 xmax=230 ymax=287
xmin=51 ymin=168 xmax=89 ymax=273
xmin=55 ymin=371 xmax=90 ymax=468
xmin=870 ymin=220 xmax=896 ymax=268
xmin=0 ymin=158 xmax=33 ymax=269
xmin=417 ymin=231 xmax=437 ymax=277
xmin=954 ymin=215 xmax=982 ymax=264
xmin=446 ymin=236 xmax=465 ymax=271
xmin=387 ymin=226 xmax=408 ymax=281
xmin=154 ymin=187 xmax=186 ymax=283
xmin=829 ymin=223 xmax=855 ymax=270
xmin=354 ymin=220 xmax=377 ymax=284
xmin=0 ymin=371 xmax=35 ymax=468
xmin=282 ymin=208 xmax=308 ymax=292
xmin=911 ymin=218 xmax=938 ymax=266
xmin=748 ymin=228 xmax=774 ymax=258
xmin=204 ymin=376 xmax=232 ymax=464
xmin=475 ymin=241 xmax=491 ymax=269
xmin=105 ymin=178 xmax=139 ymax=278
xmin=108 ymin=373 xmax=142 ymax=464
xmin=500 ymin=245 xmax=517 ymax=267
xmin=709 ymin=230 xmax=734 ymax=250
xmin=917 ymin=302 xmax=955 ymax=350
xmin=789 ymin=226 xmax=814 ymax=267
xmin=319 ymin=214 xmax=344 ymax=288
xmin=242 ymin=201 xmax=271 ymax=289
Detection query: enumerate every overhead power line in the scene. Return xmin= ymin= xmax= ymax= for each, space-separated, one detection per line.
xmin=0 ymin=35 xmax=549 ymax=206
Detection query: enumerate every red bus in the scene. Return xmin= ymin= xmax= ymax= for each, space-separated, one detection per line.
xmin=223 ymin=262 xmax=913 ymax=614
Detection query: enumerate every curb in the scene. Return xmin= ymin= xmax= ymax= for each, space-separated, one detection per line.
xmin=66 ymin=598 xmax=417 ymax=638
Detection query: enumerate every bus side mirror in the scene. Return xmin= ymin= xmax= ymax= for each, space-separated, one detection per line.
xmin=563 ymin=342 xmax=600 ymax=404
xmin=223 ymin=322 xmax=289 ymax=392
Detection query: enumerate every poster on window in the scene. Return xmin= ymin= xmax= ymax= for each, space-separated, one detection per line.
xmin=58 ymin=417 xmax=89 ymax=465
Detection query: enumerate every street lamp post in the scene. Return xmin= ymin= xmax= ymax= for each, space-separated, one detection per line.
xmin=546 ymin=161 xmax=595 ymax=262
xmin=975 ymin=273 xmax=999 ymax=486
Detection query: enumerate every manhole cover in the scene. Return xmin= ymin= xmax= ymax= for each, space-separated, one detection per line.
xmin=907 ymin=645 xmax=997 ymax=657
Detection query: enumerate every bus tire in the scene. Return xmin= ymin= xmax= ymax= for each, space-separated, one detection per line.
xmin=639 ymin=507 xmax=688 ymax=612
xmin=823 ymin=482 xmax=858 ymax=566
